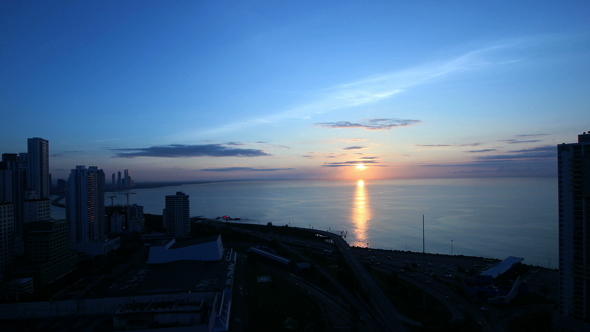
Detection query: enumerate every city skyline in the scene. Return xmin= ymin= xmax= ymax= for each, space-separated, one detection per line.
xmin=1 ymin=1 xmax=590 ymax=182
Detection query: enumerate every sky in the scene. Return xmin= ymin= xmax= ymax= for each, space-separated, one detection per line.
xmin=1 ymin=1 xmax=590 ymax=182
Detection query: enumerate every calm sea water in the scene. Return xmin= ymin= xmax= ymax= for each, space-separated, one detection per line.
xmin=52 ymin=177 xmax=558 ymax=267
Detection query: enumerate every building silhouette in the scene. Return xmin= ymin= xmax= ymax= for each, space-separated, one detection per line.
xmin=27 ymin=137 xmax=50 ymax=199
xmin=67 ymin=165 xmax=118 ymax=255
xmin=556 ymin=132 xmax=590 ymax=331
xmin=164 ymin=191 xmax=190 ymax=239
xmin=0 ymin=202 xmax=15 ymax=278
xmin=11 ymin=219 xmax=78 ymax=290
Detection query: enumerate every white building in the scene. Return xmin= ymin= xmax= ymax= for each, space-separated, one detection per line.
xmin=556 ymin=132 xmax=590 ymax=331
xmin=164 ymin=191 xmax=190 ymax=239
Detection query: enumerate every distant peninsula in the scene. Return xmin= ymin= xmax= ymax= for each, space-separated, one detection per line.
xmin=105 ymin=179 xmax=240 ymax=192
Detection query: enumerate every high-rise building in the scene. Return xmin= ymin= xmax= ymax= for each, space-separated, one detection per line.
xmin=67 ymin=165 xmax=106 ymax=253
xmin=556 ymin=132 xmax=590 ymax=331
xmin=1 ymin=153 xmax=28 ymax=241
xmin=23 ymin=190 xmax=51 ymax=223
xmin=0 ymin=202 xmax=15 ymax=278
xmin=124 ymin=169 xmax=130 ymax=188
xmin=27 ymin=137 xmax=50 ymax=199
xmin=127 ymin=204 xmax=144 ymax=233
xmin=11 ymin=219 xmax=78 ymax=289
xmin=164 ymin=191 xmax=190 ymax=239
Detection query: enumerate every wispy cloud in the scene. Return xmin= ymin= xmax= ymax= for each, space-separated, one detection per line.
xmin=317 ymin=118 xmax=421 ymax=130
xmin=201 ymin=167 xmax=293 ymax=172
xmin=51 ymin=150 xmax=83 ymax=157
xmin=465 ymin=149 xmax=498 ymax=153
xmin=322 ymin=160 xmax=379 ymax=167
xmin=340 ymin=138 xmax=368 ymax=143
xmin=416 ymin=143 xmax=481 ymax=147
xmin=500 ymin=139 xmax=543 ymax=144
xmin=343 ymin=146 xmax=367 ymax=150
xmin=303 ymin=152 xmax=348 ymax=159
xmin=111 ymin=144 xmax=270 ymax=158
xmin=197 ymin=39 xmax=533 ymax=136
xmin=476 ymin=145 xmax=555 ymax=160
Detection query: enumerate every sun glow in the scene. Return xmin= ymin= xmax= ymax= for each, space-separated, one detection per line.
xmin=355 ymin=163 xmax=366 ymax=170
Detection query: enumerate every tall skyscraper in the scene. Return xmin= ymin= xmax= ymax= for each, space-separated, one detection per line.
xmin=164 ymin=191 xmax=190 ymax=238
xmin=27 ymin=137 xmax=50 ymax=199
xmin=67 ymin=165 xmax=106 ymax=252
xmin=124 ymin=169 xmax=130 ymax=188
xmin=556 ymin=132 xmax=590 ymax=331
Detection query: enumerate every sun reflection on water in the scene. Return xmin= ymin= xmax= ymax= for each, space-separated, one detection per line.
xmin=352 ymin=179 xmax=371 ymax=247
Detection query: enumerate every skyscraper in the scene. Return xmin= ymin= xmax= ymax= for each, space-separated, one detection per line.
xmin=67 ymin=165 xmax=106 ymax=253
xmin=27 ymin=137 xmax=50 ymax=199
xmin=124 ymin=169 xmax=130 ymax=188
xmin=164 ymin=191 xmax=190 ymax=239
xmin=556 ymin=132 xmax=590 ymax=331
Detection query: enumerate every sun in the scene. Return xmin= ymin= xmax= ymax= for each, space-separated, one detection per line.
xmin=355 ymin=163 xmax=367 ymax=170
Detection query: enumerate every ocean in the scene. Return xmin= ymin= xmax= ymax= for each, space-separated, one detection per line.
xmin=52 ymin=177 xmax=558 ymax=268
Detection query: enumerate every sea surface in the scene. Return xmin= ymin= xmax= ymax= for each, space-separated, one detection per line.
xmin=53 ymin=177 xmax=558 ymax=268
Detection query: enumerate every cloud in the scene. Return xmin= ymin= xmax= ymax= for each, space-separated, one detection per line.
xmin=51 ymin=150 xmax=83 ymax=157
xmin=476 ymin=145 xmax=555 ymax=160
xmin=465 ymin=149 xmax=498 ymax=153
xmin=340 ymin=138 xmax=368 ymax=143
xmin=316 ymin=118 xmax=421 ymax=130
xmin=416 ymin=143 xmax=481 ymax=147
xmin=322 ymin=160 xmax=379 ymax=167
xmin=111 ymin=144 xmax=270 ymax=158
xmin=303 ymin=152 xmax=347 ymax=159
xmin=343 ymin=146 xmax=366 ymax=150
xmin=515 ymin=134 xmax=549 ymax=138
xmin=360 ymin=156 xmax=378 ymax=160
xmin=201 ymin=167 xmax=293 ymax=172
xmin=500 ymin=139 xmax=543 ymax=144
xmin=190 ymin=37 xmax=554 ymax=138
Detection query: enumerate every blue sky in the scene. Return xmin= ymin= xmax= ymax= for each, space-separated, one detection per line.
xmin=1 ymin=1 xmax=589 ymax=182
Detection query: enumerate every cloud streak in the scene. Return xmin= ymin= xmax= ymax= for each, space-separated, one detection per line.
xmin=322 ymin=160 xmax=379 ymax=167
xmin=416 ymin=143 xmax=481 ymax=147
xmin=196 ymin=39 xmax=533 ymax=136
xmin=111 ymin=144 xmax=270 ymax=158
xmin=476 ymin=145 xmax=555 ymax=160
xmin=317 ymin=118 xmax=421 ymax=130
xmin=201 ymin=167 xmax=293 ymax=172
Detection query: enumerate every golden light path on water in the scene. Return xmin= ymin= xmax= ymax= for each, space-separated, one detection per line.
xmin=351 ymin=179 xmax=372 ymax=247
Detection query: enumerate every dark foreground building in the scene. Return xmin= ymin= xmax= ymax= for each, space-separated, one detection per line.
xmin=556 ymin=132 xmax=590 ymax=332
